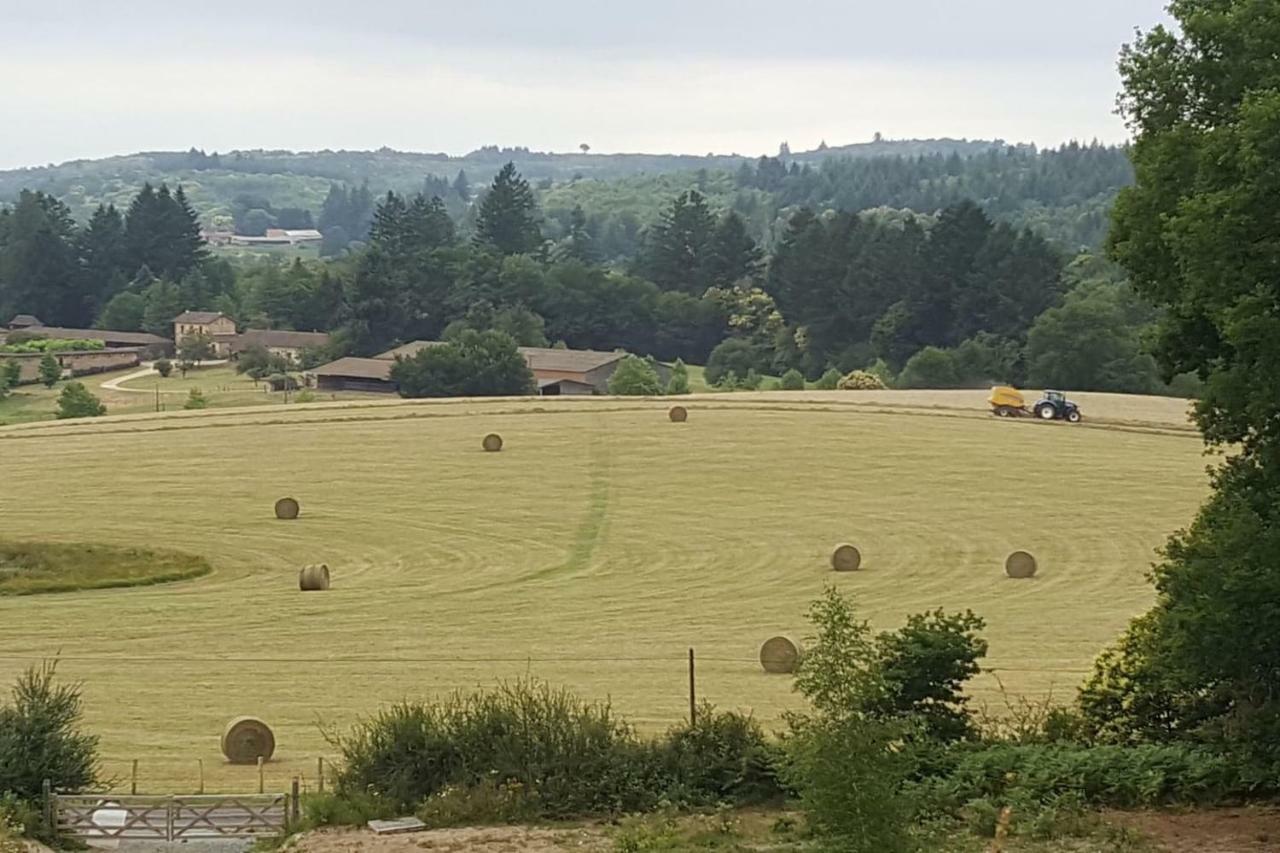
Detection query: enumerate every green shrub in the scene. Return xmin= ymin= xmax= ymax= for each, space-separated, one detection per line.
xmin=705 ymin=338 xmax=767 ymax=386
xmin=0 ymin=662 xmax=100 ymax=802
xmin=154 ymin=358 xmax=173 ymax=378
xmin=609 ymin=356 xmax=663 ymax=396
xmin=779 ymin=369 xmax=805 ymax=391
xmin=659 ymin=706 xmax=784 ymax=807
xmin=416 ymin=779 xmax=538 ymax=827
xmin=330 ymin=680 xmax=662 ymax=816
xmin=294 ymin=389 xmax=318 ymax=404
xmin=666 ymin=359 xmax=690 ymax=395
xmin=917 ymin=742 xmax=1251 ymax=811
xmin=814 ymin=368 xmax=842 ymax=390
xmin=183 ymin=388 xmax=208 ymax=410
xmin=301 ymin=790 xmax=396 ymax=828
xmin=760 ymin=377 xmax=781 ymax=391
xmin=740 ymin=369 xmax=762 ymax=391
xmin=55 ymin=382 xmax=106 ymax=419
xmin=38 ymin=353 xmax=61 ymax=388
xmin=0 ymin=338 xmax=104 ymax=354
xmin=898 ymin=347 xmax=961 ymax=389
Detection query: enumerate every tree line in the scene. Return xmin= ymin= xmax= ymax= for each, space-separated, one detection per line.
xmin=0 ymin=161 xmax=1182 ymax=396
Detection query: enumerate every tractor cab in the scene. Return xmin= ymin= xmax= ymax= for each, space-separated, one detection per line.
xmin=1034 ymin=390 xmax=1082 ymax=423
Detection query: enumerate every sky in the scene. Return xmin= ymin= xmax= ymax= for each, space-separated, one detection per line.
xmin=0 ymin=0 xmax=1173 ymax=170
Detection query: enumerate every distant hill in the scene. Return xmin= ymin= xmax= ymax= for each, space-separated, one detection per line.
xmin=0 ymin=138 xmax=1009 ymax=223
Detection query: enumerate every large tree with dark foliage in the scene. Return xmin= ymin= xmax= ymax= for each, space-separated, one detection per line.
xmin=0 ymin=191 xmax=81 ymax=325
xmin=390 ymin=329 xmax=534 ymax=398
xmin=475 ymin=163 xmax=542 ymax=256
xmin=122 ymin=183 xmax=207 ymax=280
xmin=1079 ymin=0 xmax=1280 ymax=754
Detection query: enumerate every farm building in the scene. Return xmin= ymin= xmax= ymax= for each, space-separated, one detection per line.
xmin=174 ymin=311 xmax=238 ymax=356
xmin=0 ymin=319 xmax=171 ymax=357
xmin=308 ymin=343 xmax=661 ymax=395
xmin=229 ymin=329 xmax=331 ymax=365
xmin=2 ymin=347 xmax=147 ymax=384
xmin=6 ymin=314 xmax=43 ymax=330
xmin=309 ymin=356 xmax=395 ymax=393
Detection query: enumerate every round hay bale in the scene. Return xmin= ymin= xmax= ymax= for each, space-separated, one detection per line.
xmin=482 ymin=433 xmax=504 ymax=453
xmin=1005 ymin=550 xmax=1038 ymax=579
xmin=299 ymin=563 xmax=331 ymax=592
xmin=759 ymin=636 xmax=804 ymax=674
xmin=831 ymin=544 xmax=862 ymax=572
xmin=274 ymin=497 xmax=300 ymax=520
xmin=220 ymin=717 xmax=275 ymax=765
xmin=668 ymin=405 xmax=688 ymax=423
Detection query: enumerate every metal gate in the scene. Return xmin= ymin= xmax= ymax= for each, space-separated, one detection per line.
xmin=51 ymin=792 xmax=289 ymax=840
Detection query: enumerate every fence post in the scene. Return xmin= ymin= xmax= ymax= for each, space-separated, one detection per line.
xmin=317 ymin=757 xmax=325 ymax=793
xmin=166 ymin=796 xmax=175 ymax=842
xmin=688 ymin=648 xmax=697 ymax=726
xmin=257 ymin=756 xmax=265 ymax=794
xmin=198 ymin=758 xmax=204 ymax=795
xmin=290 ymin=777 xmax=300 ymax=829
xmin=131 ymin=759 xmax=139 ymax=795
xmin=42 ymin=779 xmax=53 ymax=838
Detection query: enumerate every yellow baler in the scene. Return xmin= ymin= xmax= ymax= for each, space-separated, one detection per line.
xmin=989 ymin=386 xmax=1027 ymax=417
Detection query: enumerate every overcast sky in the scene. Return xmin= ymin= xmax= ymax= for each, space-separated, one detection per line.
xmin=0 ymin=1 xmax=1172 ymax=170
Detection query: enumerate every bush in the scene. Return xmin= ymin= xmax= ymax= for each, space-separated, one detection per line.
xmin=660 ymin=706 xmax=783 ymax=807
xmin=897 ymin=347 xmax=961 ymax=388
xmin=0 ymin=338 xmax=104 ymax=354
xmin=37 ymin=353 xmax=61 ymax=388
xmin=916 ymin=742 xmax=1254 ymax=812
xmin=608 ymin=356 xmax=663 ymax=396
xmin=0 ymin=662 xmax=100 ymax=803
xmin=391 ymin=330 xmax=535 ymax=398
xmin=740 ymin=369 xmax=762 ymax=391
xmin=814 ymin=368 xmax=842 ymax=390
xmin=705 ymin=338 xmax=767 ymax=386
xmin=294 ymin=389 xmax=317 ymax=403
xmin=837 ymin=370 xmax=887 ymax=391
xmin=55 ymin=382 xmax=106 ymax=419
xmin=301 ymin=790 xmax=396 ymax=829
xmin=666 ymin=359 xmax=691 ymax=395
xmin=183 ymin=388 xmax=208 ymax=410
xmin=330 ymin=680 xmax=660 ymax=816
xmin=153 ymin=358 xmax=173 ymax=378
xmin=780 ymin=369 xmax=805 ymax=391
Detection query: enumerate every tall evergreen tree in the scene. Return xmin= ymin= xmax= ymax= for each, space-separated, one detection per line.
xmin=78 ymin=204 xmax=127 ymax=321
xmin=639 ymin=190 xmax=717 ymax=294
xmin=474 ymin=163 xmax=542 ymax=256
xmin=0 ymin=190 xmax=79 ymax=324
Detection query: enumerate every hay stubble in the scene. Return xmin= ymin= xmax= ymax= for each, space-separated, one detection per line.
xmin=0 ymin=397 xmax=1207 ymax=790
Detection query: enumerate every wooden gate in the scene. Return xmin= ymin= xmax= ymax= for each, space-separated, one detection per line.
xmin=51 ymin=792 xmax=288 ymax=840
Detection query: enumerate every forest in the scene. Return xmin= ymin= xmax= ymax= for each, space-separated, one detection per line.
xmin=0 ymin=150 xmax=1181 ymax=396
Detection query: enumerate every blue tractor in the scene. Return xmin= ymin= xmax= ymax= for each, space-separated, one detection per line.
xmin=1033 ymin=390 xmax=1082 ymax=423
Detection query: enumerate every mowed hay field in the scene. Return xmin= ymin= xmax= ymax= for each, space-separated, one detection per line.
xmin=0 ymin=392 xmax=1207 ymax=792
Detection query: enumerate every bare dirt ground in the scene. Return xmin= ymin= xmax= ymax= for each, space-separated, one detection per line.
xmin=1111 ymin=808 xmax=1280 ymax=852
xmin=284 ymin=825 xmax=612 ymax=853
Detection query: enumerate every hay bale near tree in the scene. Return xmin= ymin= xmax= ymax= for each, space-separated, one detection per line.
xmin=274 ymin=497 xmax=300 ymax=520
xmin=299 ymin=564 xmax=331 ymax=591
xmin=220 ymin=717 xmax=275 ymax=764
xmin=831 ymin=544 xmax=862 ymax=572
xmin=1005 ymin=551 xmax=1038 ymax=579
xmin=483 ymin=433 xmax=504 ymax=452
xmin=760 ymin=636 xmax=804 ymax=674
xmin=668 ymin=405 xmax=688 ymax=423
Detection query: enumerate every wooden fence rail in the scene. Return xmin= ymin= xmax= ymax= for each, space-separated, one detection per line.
xmin=51 ymin=791 xmax=288 ymax=841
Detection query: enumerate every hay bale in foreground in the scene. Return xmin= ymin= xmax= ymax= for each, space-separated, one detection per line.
xmin=221 ymin=716 xmax=275 ymax=764
xmin=1005 ymin=551 xmax=1038 ymax=579
xmin=299 ymin=564 xmax=331 ymax=591
xmin=760 ymin=636 xmax=804 ymax=674
xmin=482 ymin=433 xmax=504 ymax=452
xmin=668 ymin=405 xmax=688 ymax=423
xmin=274 ymin=497 xmax=300 ymax=520
xmin=831 ymin=543 xmax=862 ymax=572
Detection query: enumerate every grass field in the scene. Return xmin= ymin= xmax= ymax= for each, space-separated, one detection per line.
xmin=0 ymin=540 xmax=211 ymax=596
xmin=0 ymin=391 xmax=1207 ymax=793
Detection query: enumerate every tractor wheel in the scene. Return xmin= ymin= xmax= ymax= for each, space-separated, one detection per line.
xmin=1036 ymin=403 xmax=1057 ymax=420
xmin=1067 ymin=409 xmax=1082 ymax=424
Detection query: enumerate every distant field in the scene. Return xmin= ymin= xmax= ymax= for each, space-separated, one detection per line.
xmin=0 ymin=392 xmax=1206 ymax=793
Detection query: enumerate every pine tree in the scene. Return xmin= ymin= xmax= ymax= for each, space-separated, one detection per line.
xmin=142 ymin=278 xmax=184 ymax=337
xmin=78 ymin=204 xmax=127 ymax=321
xmin=639 ymin=190 xmax=717 ymax=294
xmin=474 ymin=162 xmax=542 ymax=255
xmin=453 ymin=170 xmax=471 ymax=201
xmin=0 ymin=191 xmax=79 ymax=325
xmin=706 ymin=212 xmax=763 ymax=287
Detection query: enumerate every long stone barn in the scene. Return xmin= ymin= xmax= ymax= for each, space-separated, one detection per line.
xmin=309 ymin=343 xmax=665 ymax=395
